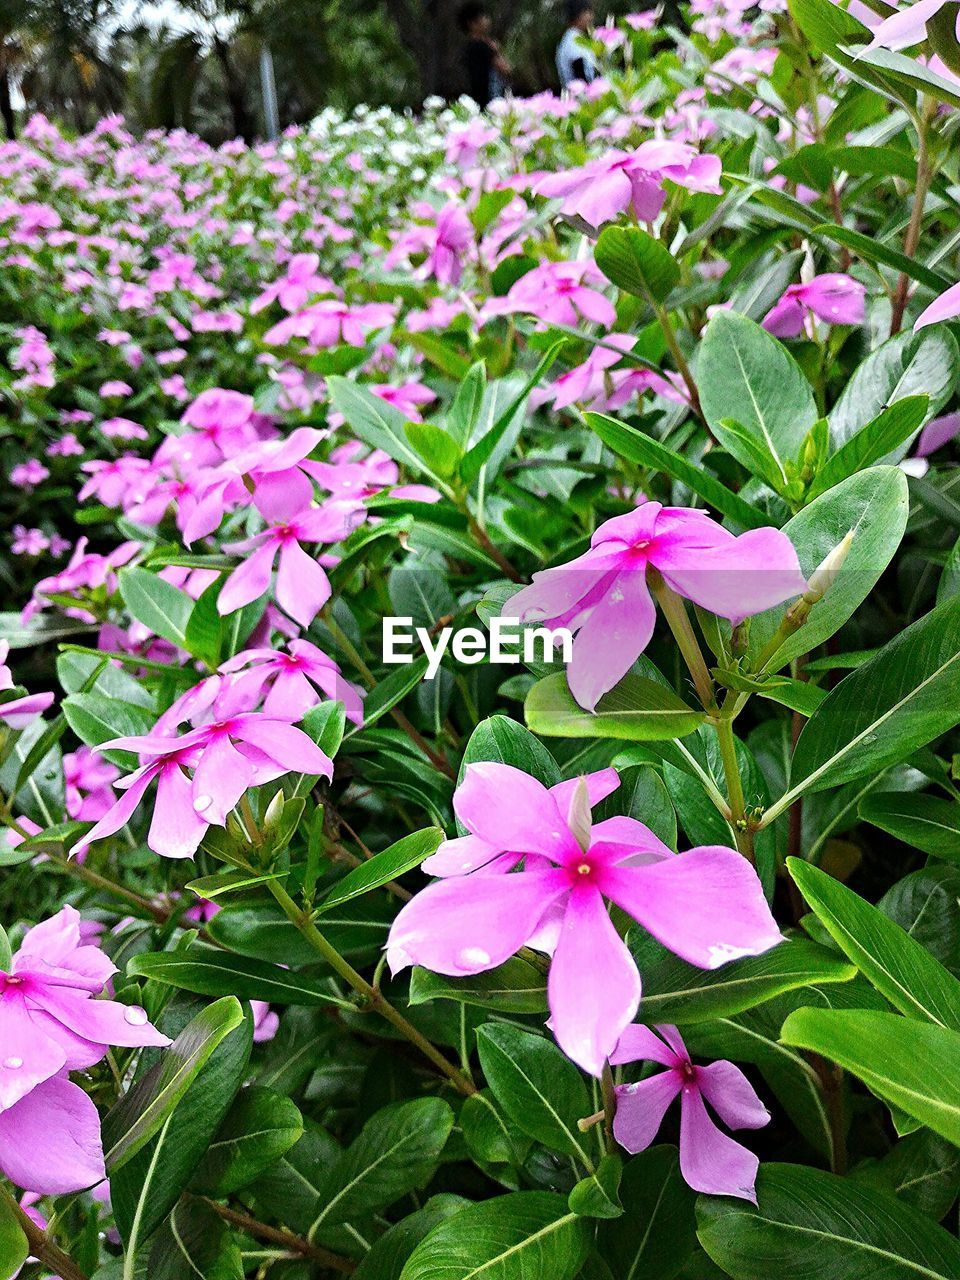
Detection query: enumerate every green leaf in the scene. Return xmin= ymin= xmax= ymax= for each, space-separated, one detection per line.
xmin=526 ymin=672 xmax=706 ymax=741
xmin=0 ymin=1193 xmax=28 ymax=1280
xmin=594 ymin=225 xmax=680 ymax=302
xmin=128 ymin=947 xmax=345 ymax=1007
xmin=449 ymin=361 xmax=488 ymax=445
xmin=598 ymin=1147 xmax=696 ymax=1280
xmin=316 ymin=827 xmax=443 ymax=913
xmin=859 ymin=791 xmax=960 ymax=863
xmin=852 ymin=1129 xmax=960 ymax=1219
xmin=811 ymin=224 xmax=952 ymax=294
xmin=102 ymin=996 xmax=244 ymax=1171
xmin=788 ymin=860 xmax=960 ymax=1030
xmin=569 ymin=1155 xmax=624 ymax=1219
xmin=807 ymin=396 xmax=929 ymax=500
xmin=786 ymin=595 xmax=960 ymax=800
xmin=459 ymin=345 xmax=564 ymax=486
xmin=697 ymin=1162 xmax=960 ymax=1279
xmin=191 ymin=1086 xmax=304 ymax=1196
xmin=405 ymin=421 xmax=462 ymax=479
xmin=409 ymin=956 xmax=548 ymax=1014
xmin=460 ymin=714 xmax=561 ymax=786
xmin=0 ymin=925 xmax=10 ymax=972
xmin=353 ymin=1196 xmax=471 ymax=1280
xmin=119 ymin=567 xmax=194 ymax=651
xmin=62 ymin=691 xmax=156 ymax=769
xmin=346 ymin=655 xmax=430 ymax=736
xmin=112 ymin=1000 xmax=253 ymax=1246
xmin=585 ymin=411 xmax=769 ymax=530
xmin=476 ymin=1025 xmax=594 ymax=1164
xmin=147 ymin=1199 xmax=243 ymax=1280
xmin=780 ymin=1008 xmax=960 ymax=1144
xmin=184 ymin=869 xmax=287 ymax=899
xmin=309 ymin=1098 xmax=454 ymax=1238
xmin=629 ymin=935 xmax=856 ymax=1025
xmin=747 ymin=466 xmax=909 ymax=671
xmin=699 ymin=311 xmax=818 ymax=490
xmin=328 ymin=377 xmax=441 ymax=480
xmin=830 ymin=330 xmax=957 ymax=449
xmin=399 ymin=1192 xmax=591 ymax=1280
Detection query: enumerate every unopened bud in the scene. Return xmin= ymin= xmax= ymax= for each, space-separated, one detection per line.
xmin=567 ymin=776 xmax=593 ymax=853
xmin=263 ymin=789 xmax=285 ymax=833
xmin=804 ymin=530 xmax=855 ymax=604
xmin=731 ymin=619 xmax=750 ymax=657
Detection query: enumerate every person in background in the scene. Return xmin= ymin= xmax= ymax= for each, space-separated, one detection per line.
xmin=458 ymin=2 xmax=511 ymax=109
xmin=556 ymin=0 xmax=597 ymax=88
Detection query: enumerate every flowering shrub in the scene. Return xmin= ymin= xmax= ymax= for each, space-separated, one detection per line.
xmin=3 ymin=4 xmax=960 ymax=1277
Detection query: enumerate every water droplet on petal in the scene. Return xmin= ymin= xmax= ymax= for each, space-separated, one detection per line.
xmin=459 ymin=946 xmax=490 ymax=966
xmin=124 ymin=1006 xmax=149 ymax=1026
xmin=194 ymin=794 xmax=212 ymax=812
xmin=3 ymin=1056 xmax=23 ymax=1069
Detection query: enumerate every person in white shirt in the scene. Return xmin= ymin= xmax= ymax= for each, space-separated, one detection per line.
xmin=556 ymin=0 xmax=597 ymax=88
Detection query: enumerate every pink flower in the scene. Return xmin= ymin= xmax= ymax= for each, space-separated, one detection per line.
xmin=864 ymin=0 xmax=952 ymax=51
xmin=762 ymin=274 xmax=866 ymax=338
xmin=72 ymin=687 xmax=334 ymax=860
xmin=0 ymin=641 xmax=54 ymax=730
xmin=64 ymin=747 xmax=120 ymax=821
xmin=485 ymin=261 xmax=616 ymax=329
xmin=10 ymin=460 xmax=49 ymax=490
xmin=219 ymin=504 xmax=361 ymax=628
xmin=915 ymin=280 xmax=960 ymax=330
xmin=219 ymin=640 xmax=364 ymax=725
xmin=426 ymin=203 xmax=474 ymax=285
xmin=506 ymin=502 xmax=806 ymax=711
xmin=534 ymin=142 xmax=722 ymax=227
xmin=387 ymin=764 xmax=782 ymax=1075
xmin=99 ymin=380 xmax=133 ymax=398
xmin=251 ymin=1000 xmax=279 ymax=1042
xmin=0 ymin=1074 xmax=106 ymax=1194
xmin=611 ymin=1023 xmax=770 ymax=1201
xmin=0 ymin=905 xmax=168 ymax=1119
xmin=251 ymin=252 xmax=336 ymax=314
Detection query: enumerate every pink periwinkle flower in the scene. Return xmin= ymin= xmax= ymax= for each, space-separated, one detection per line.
xmin=387 ymin=764 xmax=782 ymax=1075
xmin=64 ymin=747 xmax=120 ymax=821
xmin=0 ymin=905 xmax=168 ymax=1193
xmin=251 ymin=1000 xmax=279 ymax=1042
xmin=534 ymin=142 xmax=722 ymax=228
xmin=915 ymin=280 xmax=960 ymax=331
xmin=762 ymin=274 xmax=866 ymax=338
xmin=864 ymin=0 xmax=954 ymax=52
xmin=506 ymin=502 xmax=805 ymax=711
xmin=612 ymin=1023 xmax=770 ymax=1201
xmin=219 ymin=639 xmax=364 ymax=725
xmin=485 ymin=261 xmax=615 ymax=329
xmin=0 ymin=641 xmax=54 ymax=730
xmin=250 ymin=252 xmax=336 ymax=315
xmin=10 ymin=459 xmax=49 ymax=490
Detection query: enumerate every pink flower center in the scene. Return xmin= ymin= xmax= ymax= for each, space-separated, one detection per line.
xmin=679 ymin=1059 xmax=697 ymax=1085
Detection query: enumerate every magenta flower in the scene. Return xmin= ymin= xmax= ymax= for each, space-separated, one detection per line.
xmin=72 ymin=690 xmax=334 ymax=860
xmin=426 ymin=202 xmax=474 ymax=285
xmin=915 ymin=281 xmax=960 ymax=331
xmin=220 ymin=640 xmax=364 ymax=725
xmin=0 ymin=906 xmax=168 ymax=1115
xmin=507 ymin=502 xmax=805 ymax=711
xmin=218 ymin=504 xmax=361 ymax=628
xmin=0 ymin=641 xmax=54 ymax=730
xmin=864 ymin=0 xmax=952 ymax=51
xmin=485 ymin=261 xmax=616 ymax=329
xmin=250 ymin=252 xmax=335 ymax=314
xmin=387 ymin=764 xmax=782 ymax=1075
xmin=0 ymin=1073 xmax=105 ymax=1194
xmin=534 ymin=142 xmax=722 ymax=227
xmin=611 ymin=1023 xmax=770 ymax=1201
xmin=762 ymin=274 xmax=866 ymax=338
xmin=64 ymin=746 xmax=120 ymax=821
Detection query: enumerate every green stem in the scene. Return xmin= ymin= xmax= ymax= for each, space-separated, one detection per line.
xmin=652 ymin=301 xmax=704 ymax=426
xmin=197 ymin=1196 xmax=355 ymax=1272
xmin=0 ymin=1185 xmax=89 ymax=1280
xmin=648 ymin=573 xmax=717 ymax=713
xmin=600 ymin=1062 xmax=617 ymax=1155
xmin=265 ymin=879 xmax=476 ymax=1096
xmin=715 ymin=718 xmax=754 ymax=864
xmin=890 ymin=97 xmax=936 ymax=336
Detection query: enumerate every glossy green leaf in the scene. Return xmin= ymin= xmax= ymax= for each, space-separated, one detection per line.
xmin=598 ymin=1147 xmax=696 ymax=1280
xmin=594 ymin=225 xmax=680 ymax=302
xmin=128 ymin=947 xmax=345 ymax=1007
xmin=316 ymin=826 xmax=443 ymax=913
xmin=859 ymin=791 xmax=960 ymax=863
xmin=525 ymin=672 xmax=706 ymax=741
xmin=191 ymin=1085 xmax=304 ymax=1196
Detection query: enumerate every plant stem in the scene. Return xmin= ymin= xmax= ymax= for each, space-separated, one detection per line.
xmin=715 ymin=717 xmax=754 ymax=864
xmin=652 ymin=301 xmax=704 ymax=425
xmin=648 ymin=573 xmax=717 ymax=713
xmin=890 ymin=97 xmax=936 ymax=336
xmin=465 ymin=511 xmax=524 ymax=583
xmin=265 ymin=878 xmax=476 ymax=1096
xmin=0 ymin=1185 xmax=89 ymax=1280
xmin=197 ymin=1197 xmax=355 ymax=1272
xmin=600 ymin=1062 xmax=617 ymax=1155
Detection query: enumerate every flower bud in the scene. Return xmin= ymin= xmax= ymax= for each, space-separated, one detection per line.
xmin=803 ymin=530 xmax=855 ymax=604
xmin=567 ymin=776 xmax=592 ymax=853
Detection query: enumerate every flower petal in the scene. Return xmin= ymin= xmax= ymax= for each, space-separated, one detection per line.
xmin=0 ymin=1076 xmax=106 ymax=1194
xmin=599 ymin=847 xmax=783 ymax=968
xmin=454 ymin=763 xmax=579 ymax=860
xmin=276 ymin=538 xmax=330 ymax=627
xmin=679 ymin=1086 xmax=760 ymax=1202
xmin=609 ymin=1023 xmax=681 ymax=1068
xmin=612 ymin=1071 xmax=681 ymax=1153
xmin=567 ymin=568 xmax=656 ymax=711
xmin=548 ymin=883 xmax=642 ymax=1076
xmin=696 ymin=1060 xmax=771 ymax=1130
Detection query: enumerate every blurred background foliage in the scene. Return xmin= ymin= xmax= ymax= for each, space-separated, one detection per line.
xmin=1 ymin=0 xmax=655 ymax=142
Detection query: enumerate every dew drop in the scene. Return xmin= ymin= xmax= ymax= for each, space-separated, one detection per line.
xmin=3 ymin=1056 xmax=23 ymax=1070
xmin=193 ymin=794 xmax=212 ymax=812
xmin=459 ymin=946 xmax=490 ymax=966
xmin=124 ymin=1006 xmax=149 ymax=1026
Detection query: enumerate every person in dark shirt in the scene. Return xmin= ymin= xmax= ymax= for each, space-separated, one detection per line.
xmin=458 ymin=2 xmax=511 ymax=108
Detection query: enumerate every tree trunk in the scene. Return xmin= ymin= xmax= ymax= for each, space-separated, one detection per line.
xmin=0 ymin=68 xmax=14 ymax=139
xmin=384 ymin=0 xmax=467 ymax=104
xmin=212 ymin=37 xmax=256 ymax=143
